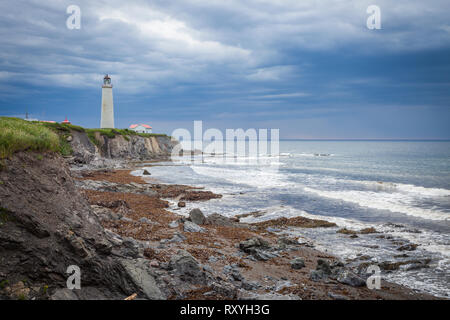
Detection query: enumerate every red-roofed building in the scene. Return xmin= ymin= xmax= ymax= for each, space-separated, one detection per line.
xmin=61 ymin=116 xmax=71 ymax=125
xmin=129 ymin=124 xmax=152 ymax=134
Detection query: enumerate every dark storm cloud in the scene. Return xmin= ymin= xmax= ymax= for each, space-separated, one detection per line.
xmin=0 ymin=0 xmax=449 ymax=138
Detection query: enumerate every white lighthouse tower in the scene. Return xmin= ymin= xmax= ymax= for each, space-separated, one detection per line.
xmin=100 ymin=74 xmax=115 ymax=128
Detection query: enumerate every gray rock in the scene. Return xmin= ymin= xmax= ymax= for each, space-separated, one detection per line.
xmin=168 ymin=233 xmax=186 ymax=243
xmin=202 ymin=264 xmax=213 ymax=273
xmin=169 ymin=250 xmax=206 ymax=284
xmin=241 ymin=280 xmax=261 ymax=291
xmin=210 ymin=282 xmax=238 ymax=299
xmin=184 ymin=221 xmax=206 ymax=233
xmin=139 ymin=217 xmax=153 ymax=224
xmin=316 ymin=259 xmax=332 ymax=274
xmin=189 ymin=208 xmax=206 ymax=225
xmin=121 ymin=237 xmax=141 ymax=258
xmin=240 ymin=292 xmax=301 ymax=300
xmin=239 ymin=237 xmax=270 ymax=253
xmin=120 ymin=258 xmax=165 ymax=299
xmin=239 ymin=237 xmax=275 ymax=260
xmin=208 ymin=256 xmax=219 ymax=263
xmin=336 ymin=270 xmax=366 ymax=287
xmin=252 ymin=249 xmax=278 ymax=261
xmin=50 ymin=288 xmax=79 ymax=300
xmin=275 ymin=280 xmax=294 ymax=292
xmin=168 ymin=220 xmax=179 ymax=228
xmin=291 ymin=257 xmax=306 ymax=269
xmin=328 ymin=292 xmax=350 ymax=300
xmin=310 ymin=270 xmax=327 ymax=282
xmin=230 ymin=269 xmax=244 ymax=282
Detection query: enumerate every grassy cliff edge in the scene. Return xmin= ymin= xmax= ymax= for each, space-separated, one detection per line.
xmin=0 ymin=117 xmax=169 ymax=159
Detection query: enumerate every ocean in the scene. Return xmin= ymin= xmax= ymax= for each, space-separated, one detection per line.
xmin=133 ymin=140 xmax=450 ymax=297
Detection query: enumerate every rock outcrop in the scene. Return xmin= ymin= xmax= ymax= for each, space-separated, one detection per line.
xmin=69 ymin=130 xmax=177 ymax=166
xmin=0 ymin=152 xmax=163 ymax=300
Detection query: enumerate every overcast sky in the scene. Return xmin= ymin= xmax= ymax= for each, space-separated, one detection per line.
xmin=0 ymin=0 xmax=449 ymax=138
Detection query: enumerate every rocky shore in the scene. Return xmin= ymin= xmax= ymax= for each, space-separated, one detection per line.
xmin=0 ymin=151 xmax=440 ymax=300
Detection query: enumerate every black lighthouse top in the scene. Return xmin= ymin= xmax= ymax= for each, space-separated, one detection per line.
xmin=103 ymin=74 xmax=112 ymax=87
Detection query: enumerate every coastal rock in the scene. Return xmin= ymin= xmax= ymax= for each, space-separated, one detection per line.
xmin=290 ymin=257 xmax=306 ymax=269
xmin=75 ymin=179 xmax=158 ymax=197
xmin=120 ymin=258 xmax=165 ymax=299
xmin=239 ymin=237 xmax=275 ymax=261
xmin=239 ymin=292 xmax=301 ymax=300
xmin=0 ymin=152 xmax=152 ymax=300
xmin=184 ymin=221 xmax=206 ymax=233
xmin=50 ymin=288 xmax=79 ymax=300
xmin=241 ymin=280 xmax=261 ymax=291
xmin=316 ymin=259 xmax=332 ymax=275
xmin=205 ymin=213 xmax=242 ymax=227
xmin=189 ymin=208 xmax=206 ymax=225
xmin=178 ymin=201 xmax=186 ymax=208
xmin=397 ymin=244 xmax=418 ymax=251
xmin=169 ymin=250 xmax=206 ymax=284
xmin=336 ymin=270 xmax=366 ymax=287
xmin=328 ymin=292 xmax=350 ymax=300
xmin=142 ymin=169 xmax=151 ymax=175
xmin=310 ymin=270 xmax=328 ymax=282
xmin=168 ymin=220 xmax=179 ymax=228
xmin=239 ymin=237 xmax=270 ymax=253
xmin=275 ymin=280 xmax=294 ymax=292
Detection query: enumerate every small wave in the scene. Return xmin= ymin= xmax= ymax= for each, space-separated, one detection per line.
xmin=348 ymin=180 xmax=450 ymax=197
xmin=304 ymin=187 xmax=450 ymax=221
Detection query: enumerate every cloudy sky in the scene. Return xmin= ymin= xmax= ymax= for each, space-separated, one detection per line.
xmin=0 ymin=0 xmax=449 ymax=138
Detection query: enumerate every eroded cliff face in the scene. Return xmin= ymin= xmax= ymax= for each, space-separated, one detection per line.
xmin=70 ymin=130 xmax=176 ymax=165
xmin=0 ymin=152 xmax=165 ymax=300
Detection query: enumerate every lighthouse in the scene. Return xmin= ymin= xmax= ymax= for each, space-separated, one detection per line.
xmin=100 ymin=74 xmax=115 ymax=128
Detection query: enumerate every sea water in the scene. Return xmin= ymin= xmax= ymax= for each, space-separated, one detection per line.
xmin=133 ymin=140 xmax=450 ymax=297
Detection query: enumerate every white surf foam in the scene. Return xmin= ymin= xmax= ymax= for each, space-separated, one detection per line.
xmin=304 ymin=187 xmax=450 ymax=221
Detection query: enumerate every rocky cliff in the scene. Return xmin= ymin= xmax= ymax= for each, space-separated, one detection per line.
xmin=0 ymin=152 xmax=165 ymax=300
xmin=69 ymin=130 xmax=176 ymax=166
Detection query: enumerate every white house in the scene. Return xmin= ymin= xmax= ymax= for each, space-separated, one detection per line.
xmin=129 ymin=124 xmax=152 ymax=134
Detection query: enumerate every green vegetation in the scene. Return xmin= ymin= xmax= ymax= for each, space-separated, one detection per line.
xmin=0 ymin=117 xmax=169 ymax=159
xmin=86 ymin=128 xmax=168 ymax=147
xmin=0 ymin=279 xmax=9 ymax=289
xmin=39 ymin=121 xmax=85 ymax=133
xmin=0 ymin=117 xmax=61 ymax=159
xmin=42 ymin=285 xmax=48 ymax=294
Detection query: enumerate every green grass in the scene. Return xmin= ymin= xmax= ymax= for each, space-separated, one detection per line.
xmin=39 ymin=121 xmax=85 ymax=133
xmin=0 ymin=117 xmax=169 ymax=158
xmin=85 ymin=128 xmax=168 ymax=147
xmin=0 ymin=117 xmax=61 ymax=159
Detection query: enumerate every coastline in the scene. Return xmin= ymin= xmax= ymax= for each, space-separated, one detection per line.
xmin=74 ymin=162 xmax=440 ymax=300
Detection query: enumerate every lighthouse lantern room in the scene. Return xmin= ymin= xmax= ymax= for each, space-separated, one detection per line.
xmin=100 ymin=74 xmax=115 ymax=128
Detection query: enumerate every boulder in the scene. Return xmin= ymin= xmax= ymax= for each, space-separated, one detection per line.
xmin=290 ymin=258 xmax=306 ymax=270
xmin=189 ymin=208 xmax=206 ymax=225
xmin=316 ymin=259 xmax=332 ymax=274
xmin=169 ymin=250 xmax=206 ymax=284
xmin=240 ymin=292 xmax=301 ymax=300
xmin=50 ymin=288 xmax=79 ymax=300
xmin=120 ymin=258 xmax=165 ymax=299
xmin=184 ymin=221 xmax=206 ymax=233
xmin=178 ymin=201 xmax=186 ymax=208
xmin=336 ymin=270 xmax=366 ymax=287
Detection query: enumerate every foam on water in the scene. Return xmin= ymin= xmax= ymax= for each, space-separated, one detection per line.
xmin=132 ymin=140 xmax=450 ymax=297
xmin=303 ymin=187 xmax=450 ymax=221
